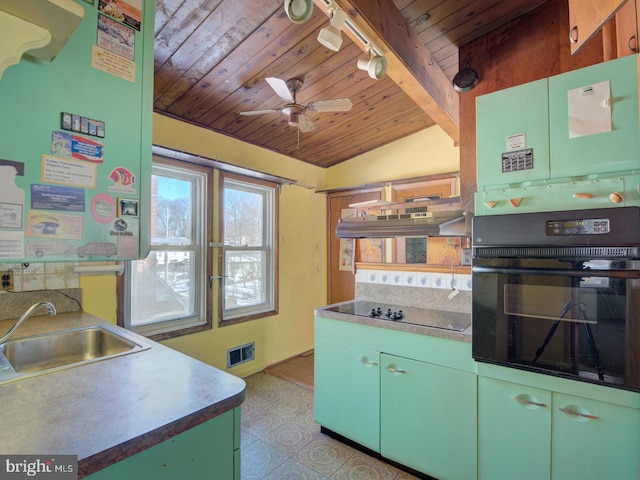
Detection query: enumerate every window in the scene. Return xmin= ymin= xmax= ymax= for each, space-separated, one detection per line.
xmin=118 ymin=157 xmax=212 ymax=339
xmin=220 ymin=172 xmax=277 ymax=323
xmin=118 ymin=150 xmax=280 ymax=337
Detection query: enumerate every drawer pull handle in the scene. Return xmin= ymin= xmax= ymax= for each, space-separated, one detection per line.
xmin=509 ymin=197 xmax=523 ymax=207
xmin=384 ymin=365 xmax=407 ymax=375
xmin=511 ymin=395 xmax=547 ymax=408
xmin=572 ymin=192 xmax=593 ymax=199
xmin=558 ymin=407 xmax=598 ymax=420
xmin=358 ymin=357 xmax=378 ymax=366
xmin=570 ymin=26 xmax=579 ymax=44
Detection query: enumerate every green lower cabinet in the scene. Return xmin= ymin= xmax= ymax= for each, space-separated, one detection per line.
xmin=478 ymin=376 xmax=640 ymax=480
xmin=85 ymin=408 xmax=240 ymax=480
xmin=314 ymin=337 xmax=381 ymax=451
xmin=478 ymin=377 xmax=551 ymax=480
xmin=551 ymin=393 xmax=640 ymax=480
xmin=380 ymin=354 xmax=477 ymax=480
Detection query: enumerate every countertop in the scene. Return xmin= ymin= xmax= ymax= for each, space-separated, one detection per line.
xmin=315 ymin=300 xmax=472 ymax=343
xmin=0 ymin=311 xmax=246 ymax=477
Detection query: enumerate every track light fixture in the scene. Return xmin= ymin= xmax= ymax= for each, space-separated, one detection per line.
xmin=357 ymin=47 xmax=387 ymax=79
xmin=317 ymin=5 xmax=347 ymax=52
xmin=284 ymin=0 xmax=313 ymax=24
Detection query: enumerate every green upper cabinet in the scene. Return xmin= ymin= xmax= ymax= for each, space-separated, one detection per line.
xmin=0 ymin=0 xmax=154 ymax=262
xmin=477 ymin=79 xmax=550 ymax=188
xmin=476 ymin=54 xmax=640 ymax=192
xmin=549 ymin=54 xmax=640 ymax=178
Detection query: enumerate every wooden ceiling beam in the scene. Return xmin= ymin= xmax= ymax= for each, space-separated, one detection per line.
xmin=312 ymin=0 xmax=460 ymax=143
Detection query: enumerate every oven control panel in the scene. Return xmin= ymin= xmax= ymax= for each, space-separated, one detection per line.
xmin=546 ymin=218 xmax=610 ymax=235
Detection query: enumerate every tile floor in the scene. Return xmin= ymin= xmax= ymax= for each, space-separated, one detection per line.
xmin=240 ymin=372 xmax=420 ymax=480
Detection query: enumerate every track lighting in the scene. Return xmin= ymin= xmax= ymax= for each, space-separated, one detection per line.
xmin=357 ymin=51 xmax=387 ymax=80
xmin=317 ymin=6 xmax=347 ymax=52
xmin=283 ymin=0 xmax=313 ymax=24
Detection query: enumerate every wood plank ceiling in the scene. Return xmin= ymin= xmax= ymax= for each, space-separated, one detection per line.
xmin=153 ymin=0 xmax=549 ymax=168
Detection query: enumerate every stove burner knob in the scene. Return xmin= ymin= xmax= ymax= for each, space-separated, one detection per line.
xmin=376 ymin=307 xmax=383 ymax=315
xmin=397 ymin=309 xmax=404 ymax=319
xmin=369 ymin=308 xmax=378 ymax=318
xmin=385 ymin=308 xmax=392 ymax=318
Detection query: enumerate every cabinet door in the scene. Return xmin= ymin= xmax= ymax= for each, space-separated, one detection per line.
xmin=313 ymin=337 xmax=380 ymax=451
xmin=615 ymin=0 xmax=639 ymax=57
xmin=568 ymin=0 xmax=627 ymax=54
xmin=0 ymin=0 xmax=153 ymax=262
xmin=549 ymin=54 xmax=640 ymax=178
xmin=478 ymin=377 xmax=551 ymax=480
xmin=552 ymin=393 xmax=640 ymax=480
xmin=476 ymin=79 xmax=550 ymax=188
xmin=85 ymin=410 xmax=236 ymax=479
xmin=381 ymin=354 xmax=477 ymax=480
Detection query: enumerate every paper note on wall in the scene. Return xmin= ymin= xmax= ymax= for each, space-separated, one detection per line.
xmin=0 ymin=162 xmax=25 ymax=228
xmin=568 ymin=80 xmax=611 ymax=138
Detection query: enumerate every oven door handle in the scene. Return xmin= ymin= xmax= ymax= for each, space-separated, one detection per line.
xmin=472 ymin=266 xmax=640 ymax=278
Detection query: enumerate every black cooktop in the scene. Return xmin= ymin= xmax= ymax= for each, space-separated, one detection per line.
xmin=324 ymin=301 xmax=470 ymax=332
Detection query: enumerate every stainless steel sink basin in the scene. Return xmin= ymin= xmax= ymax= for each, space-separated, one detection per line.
xmin=0 ymin=325 xmax=149 ymax=383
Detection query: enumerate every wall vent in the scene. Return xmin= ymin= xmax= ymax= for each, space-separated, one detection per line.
xmin=227 ymin=342 xmax=255 ymax=368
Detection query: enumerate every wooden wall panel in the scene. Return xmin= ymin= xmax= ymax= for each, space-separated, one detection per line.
xmin=458 ymin=0 xmax=605 ymax=209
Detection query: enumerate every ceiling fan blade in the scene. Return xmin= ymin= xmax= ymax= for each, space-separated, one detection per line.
xmin=298 ymin=115 xmax=316 ymax=133
xmin=237 ymin=108 xmax=281 ymax=116
xmin=306 ymin=98 xmax=352 ymax=112
xmin=265 ymin=77 xmax=295 ymax=103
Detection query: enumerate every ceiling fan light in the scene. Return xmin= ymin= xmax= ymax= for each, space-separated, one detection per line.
xmin=288 ymin=112 xmax=299 ymax=127
xmin=284 ymin=0 xmax=313 ymax=24
xmin=357 ymin=55 xmax=387 ymax=80
xmin=317 ymin=8 xmax=347 ymax=52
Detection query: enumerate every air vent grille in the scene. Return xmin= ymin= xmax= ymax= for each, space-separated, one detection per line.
xmin=473 ymin=246 xmax=640 ymax=259
xmin=227 ymin=342 xmax=254 ymax=368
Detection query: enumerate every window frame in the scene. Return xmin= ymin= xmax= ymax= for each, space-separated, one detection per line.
xmin=218 ymin=171 xmax=279 ymax=326
xmin=117 ymin=156 xmax=213 ymax=341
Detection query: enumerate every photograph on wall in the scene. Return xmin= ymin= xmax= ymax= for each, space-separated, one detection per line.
xmin=118 ymin=198 xmax=138 ymax=217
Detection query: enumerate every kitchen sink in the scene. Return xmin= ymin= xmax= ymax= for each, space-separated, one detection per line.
xmin=0 ymin=325 xmax=150 ymax=384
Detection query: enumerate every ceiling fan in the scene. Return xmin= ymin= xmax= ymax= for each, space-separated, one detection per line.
xmin=237 ymin=77 xmax=353 ymax=133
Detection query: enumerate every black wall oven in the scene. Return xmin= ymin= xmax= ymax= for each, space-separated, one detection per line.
xmin=472 ymin=207 xmax=640 ymax=392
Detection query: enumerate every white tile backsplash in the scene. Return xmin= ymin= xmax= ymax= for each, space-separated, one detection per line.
xmin=357 ymin=269 xmax=472 ymax=291
xmin=1 ymin=263 xmax=80 ymax=292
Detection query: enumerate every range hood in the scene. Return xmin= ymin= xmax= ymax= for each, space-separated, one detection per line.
xmin=336 ymin=209 xmax=472 ymax=238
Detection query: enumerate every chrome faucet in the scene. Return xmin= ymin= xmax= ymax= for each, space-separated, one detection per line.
xmin=0 ymin=302 xmax=57 ymax=347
